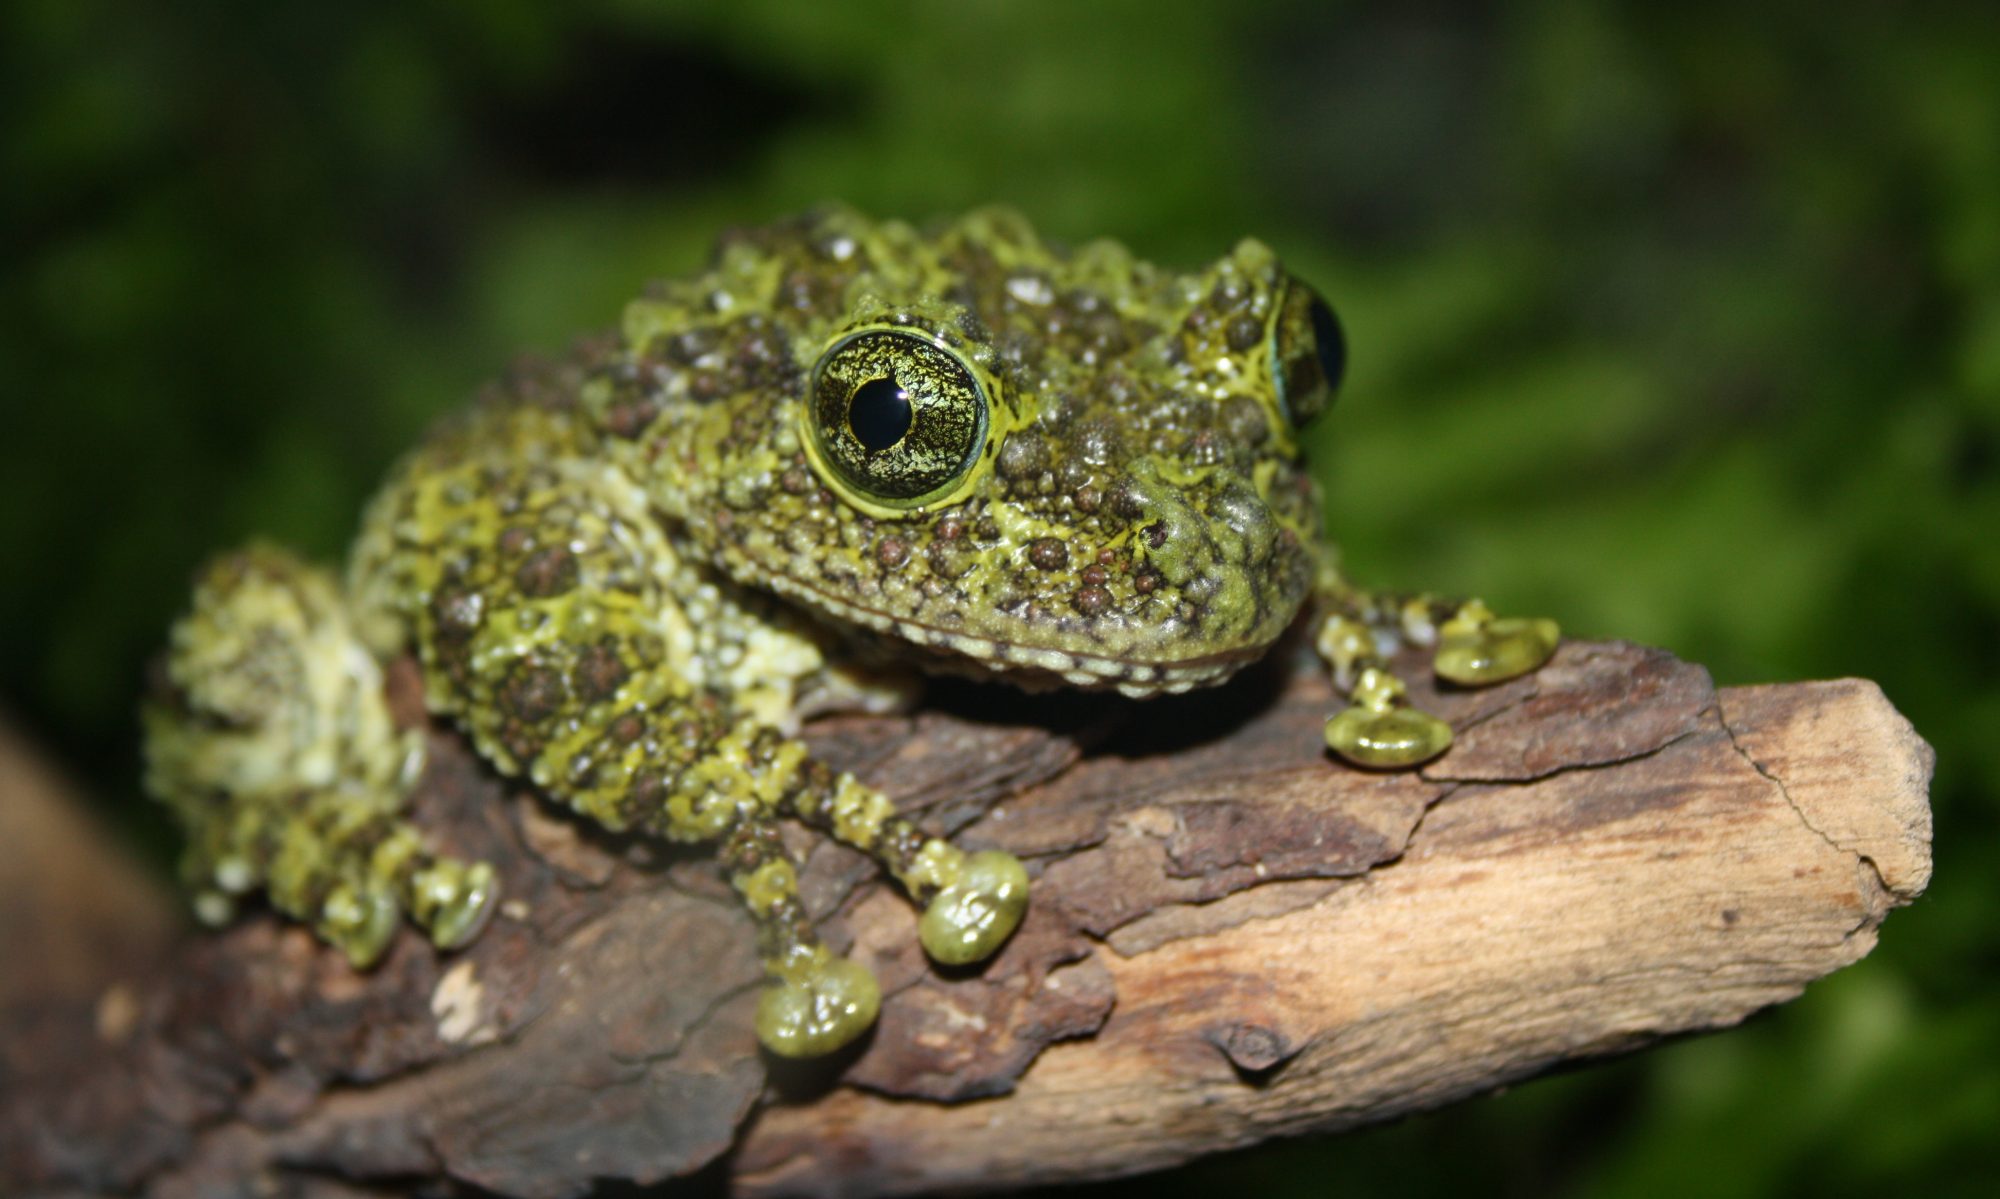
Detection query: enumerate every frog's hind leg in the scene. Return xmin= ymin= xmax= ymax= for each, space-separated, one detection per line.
xmin=1314 ymin=560 xmax=1559 ymax=769
xmin=144 ymin=546 xmax=497 ymax=967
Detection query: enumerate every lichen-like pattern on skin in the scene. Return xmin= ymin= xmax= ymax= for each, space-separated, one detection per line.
xmin=145 ymin=548 xmax=496 ymax=965
xmin=144 ymin=206 xmax=1554 ymax=1057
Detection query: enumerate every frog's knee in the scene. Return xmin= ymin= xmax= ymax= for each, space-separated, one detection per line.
xmin=147 ymin=543 xmax=406 ymax=807
xmin=755 ymin=948 xmax=881 ymax=1058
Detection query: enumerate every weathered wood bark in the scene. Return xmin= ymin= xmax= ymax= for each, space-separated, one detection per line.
xmin=0 ymin=641 xmax=1932 ymax=1198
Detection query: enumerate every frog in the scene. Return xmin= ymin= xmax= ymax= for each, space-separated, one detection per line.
xmin=142 ymin=206 xmax=1557 ymax=1059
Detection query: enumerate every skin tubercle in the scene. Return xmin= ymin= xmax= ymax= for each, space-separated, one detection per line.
xmin=142 ymin=206 xmax=1552 ymax=1057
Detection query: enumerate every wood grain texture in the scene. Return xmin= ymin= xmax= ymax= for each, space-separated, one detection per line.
xmin=0 ymin=643 xmax=1932 ymax=1198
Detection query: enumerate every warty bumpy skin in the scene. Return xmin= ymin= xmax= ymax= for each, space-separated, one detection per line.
xmin=142 ymin=206 xmax=1556 ymax=1057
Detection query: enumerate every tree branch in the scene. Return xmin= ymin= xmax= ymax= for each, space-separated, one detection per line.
xmin=0 ymin=642 xmax=1933 ymax=1198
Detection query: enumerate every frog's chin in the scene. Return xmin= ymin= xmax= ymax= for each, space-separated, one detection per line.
xmin=756 ymin=570 xmax=1275 ymax=697
xmin=908 ymin=638 xmax=1265 ymax=698
xmin=880 ymin=616 xmax=1270 ymax=697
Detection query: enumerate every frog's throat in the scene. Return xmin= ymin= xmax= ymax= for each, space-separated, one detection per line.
xmin=753 ymin=567 xmax=1265 ymax=697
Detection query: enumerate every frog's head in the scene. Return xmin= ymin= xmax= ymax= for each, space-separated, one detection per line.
xmin=593 ymin=206 xmax=1343 ymax=695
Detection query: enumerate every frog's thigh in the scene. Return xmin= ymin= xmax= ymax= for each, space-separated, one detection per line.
xmin=144 ymin=545 xmax=496 ymax=967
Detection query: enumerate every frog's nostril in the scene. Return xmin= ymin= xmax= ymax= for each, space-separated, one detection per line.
xmin=1109 ymin=478 xmax=1150 ymax=523
xmin=1211 ymin=485 xmax=1275 ymax=542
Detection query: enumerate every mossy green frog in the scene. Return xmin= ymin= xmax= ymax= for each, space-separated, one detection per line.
xmin=144 ymin=207 xmax=1556 ymax=1057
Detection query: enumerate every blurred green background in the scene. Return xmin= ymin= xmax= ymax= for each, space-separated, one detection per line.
xmin=4 ymin=0 xmax=1995 ymax=1193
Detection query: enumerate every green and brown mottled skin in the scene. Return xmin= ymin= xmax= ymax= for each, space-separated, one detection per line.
xmin=143 ymin=207 xmax=1554 ymax=1059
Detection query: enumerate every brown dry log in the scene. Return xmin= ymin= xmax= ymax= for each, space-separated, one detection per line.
xmin=0 ymin=641 xmax=1932 ymax=1198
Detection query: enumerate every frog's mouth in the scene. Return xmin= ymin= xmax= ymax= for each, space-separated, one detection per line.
xmin=755 ymin=569 xmax=1276 ymax=698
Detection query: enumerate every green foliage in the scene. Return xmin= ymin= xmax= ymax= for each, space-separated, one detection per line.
xmin=4 ymin=0 xmax=1994 ymax=1191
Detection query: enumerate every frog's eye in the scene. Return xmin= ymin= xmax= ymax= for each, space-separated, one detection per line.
xmin=806 ymin=330 xmax=990 ymax=510
xmin=1271 ymin=279 xmax=1346 ymax=428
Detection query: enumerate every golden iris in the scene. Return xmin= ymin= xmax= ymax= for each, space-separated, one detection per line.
xmin=807 ymin=330 xmax=989 ymax=508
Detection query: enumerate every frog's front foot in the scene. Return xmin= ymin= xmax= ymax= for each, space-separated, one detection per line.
xmin=756 ymin=947 xmax=883 ymax=1058
xmin=1324 ymin=667 xmax=1455 ymax=769
xmin=1432 ymin=599 xmax=1560 ymax=685
xmin=1314 ymin=583 xmax=1561 ymax=770
xmin=746 ymin=845 xmax=1024 ymax=1058
xmin=919 ymin=849 xmax=1030 ymax=965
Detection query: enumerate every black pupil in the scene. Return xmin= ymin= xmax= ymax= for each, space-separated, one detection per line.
xmin=849 ymin=377 xmax=914 ymax=451
xmin=1308 ymin=295 xmax=1347 ymax=393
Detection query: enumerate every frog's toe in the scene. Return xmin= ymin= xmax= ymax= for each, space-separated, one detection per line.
xmin=919 ymin=849 xmax=1030 ymax=965
xmin=191 ymin=889 xmax=237 ymax=927
xmin=1324 ymin=703 xmax=1454 ymax=769
xmin=1433 ymin=601 xmax=1560 ymax=686
xmin=412 ymin=858 xmax=499 ymax=950
xmin=756 ymin=951 xmax=881 ymax=1058
xmin=320 ymin=881 xmax=401 ymax=969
